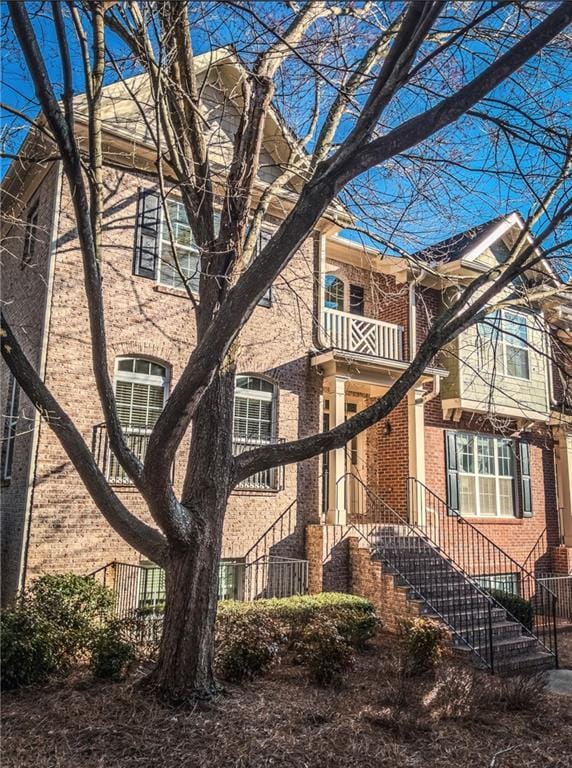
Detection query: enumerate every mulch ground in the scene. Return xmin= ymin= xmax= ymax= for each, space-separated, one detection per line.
xmin=3 ymin=630 xmax=572 ymax=768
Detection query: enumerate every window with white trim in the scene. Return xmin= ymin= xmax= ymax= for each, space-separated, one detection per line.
xmin=456 ymin=433 xmax=515 ymax=517
xmin=324 ymin=275 xmax=344 ymax=311
xmin=22 ymin=199 xmax=39 ymax=270
xmin=478 ymin=309 xmax=530 ymax=379
xmin=233 ymin=376 xmax=275 ymax=444
xmin=110 ymin=358 xmax=168 ymax=482
xmin=1 ymin=375 xmax=20 ymax=483
xmin=159 ymin=199 xmax=203 ymax=292
xmin=115 ymin=358 xmax=168 ymax=429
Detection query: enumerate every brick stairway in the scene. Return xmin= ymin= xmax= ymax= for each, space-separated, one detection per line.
xmin=371 ymin=528 xmax=556 ymax=675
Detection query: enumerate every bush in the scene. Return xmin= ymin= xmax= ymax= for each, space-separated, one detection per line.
xmin=487 ymin=589 xmax=533 ymax=631
xmin=398 ymin=617 xmax=447 ymax=676
xmin=481 ymin=673 xmax=546 ymax=713
xmin=218 ymin=593 xmax=379 ymax=650
xmin=215 ymin=608 xmax=284 ymax=681
xmin=28 ymin=574 xmax=113 ymax=662
xmin=90 ymin=620 xmax=137 ymax=681
xmin=1 ymin=573 xmax=115 ymax=690
xmin=0 ymin=609 xmax=60 ymax=690
xmin=295 ymin=616 xmax=354 ymax=686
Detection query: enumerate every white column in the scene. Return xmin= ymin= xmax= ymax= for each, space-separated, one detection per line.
xmin=555 ymin=429 xmax=572 ymax=547
xmin=327 ymin=375 xmax=347 ymax=525
xmin=407 ymin=387 xmax=426 ymax=526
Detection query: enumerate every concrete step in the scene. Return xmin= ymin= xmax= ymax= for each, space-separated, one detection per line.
xmin=452 ymin=621 xmax=524 ymax=646
xmin=493 ymin=650 xmax=556 ymax=676
xmin=471 ymin=635 xmax=538 ymax=660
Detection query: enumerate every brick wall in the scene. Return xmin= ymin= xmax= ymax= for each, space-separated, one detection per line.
xmin=424 ymin=396 xmax=560 ymax=570
xmin=16 ymin=164 xmax=321 ymax=587
xmin=0 ymin=164 xmax=61 ymax=603
xmin=348 ymin=536 xmax=422 ymax=632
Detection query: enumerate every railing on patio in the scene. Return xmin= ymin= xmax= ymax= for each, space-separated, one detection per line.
xmin=91 ymin=556 xmax=308 ymax=621
xmin=232 ymin=436 xmax=285 ymax=491
xmin=537 ymin=575 xmax=572 ymax=621
xmin=323 ymin=307 xmax=404 ymax=361
xmin=91 ymin=423 xmax=176 ymax=485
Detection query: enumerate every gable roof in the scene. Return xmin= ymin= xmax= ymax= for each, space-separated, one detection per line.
xmin=410 ymin=214 xmax=510 ymax=266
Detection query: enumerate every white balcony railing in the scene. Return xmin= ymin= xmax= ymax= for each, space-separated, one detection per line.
xmin=323 ymin=308 xmax=404 ymax=361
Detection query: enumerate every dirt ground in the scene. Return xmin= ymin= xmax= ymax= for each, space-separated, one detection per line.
xmin=3 ymin=630 xmax=571 ymax=768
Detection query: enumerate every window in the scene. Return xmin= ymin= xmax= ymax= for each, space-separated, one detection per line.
xmin=233 ymin=376 xmax=275 ymax=444
xmin=115 ymin=358 xmax=167 ymax=429
xmin=324 ymin=275 xmax=344 ymax=311
xmin=218 ymin=560 xmax=244 ymax=600
xmin=233 ymin=376 xmax=280 ymax=489
xmin=110 ymin=358 xmax=168 ymax=482
xmin=475 ymin=572 xmax=519 ymax=596
xmin=349 ymin=284 xmax=364 ymax=316
xmin=138 ymin=565 xmax=166 ymax=614
xmin=454 ymin=433 xmax=515 ymax=517
xmin=21 ymin=200 xmax=39 ymax=269
xmin=477 ymin=310 xmax=530 ymax=379
xmin=159 ymin=198 xmax=201 ymax=292
xmin=1 ymin=375 xmax=20 ymax=483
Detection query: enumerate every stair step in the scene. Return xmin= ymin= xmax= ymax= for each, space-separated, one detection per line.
xmin=452 ymin=621 xmax=524 ymax=645
xmin=493 ymin=650 xmax=556 ymax=675
xmin=471 ymin=635 xmax=538 ymax=659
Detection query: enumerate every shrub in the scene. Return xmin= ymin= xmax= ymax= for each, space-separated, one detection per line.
xmin=0 ymin=609 xmax=60 ymax=690
xmin=218 ymin=593 xmax=379 ymax=650
xmin=1 ymin=573 xmax=115 ymax=690
xmin=398 ymin=617 xmax=447 ymax=676
xmin=481 ymin=673 xmax=546 ymax=713
xmin=215 ymin=608 xmax=284 ymax=681
xmin=28 ymin=574 xmax=113 ymax=662
xmin=90 ymin=620 xmax=137 ymax=681
xmin=295 ymin=616 xmax=354 ymax=686
xmin=487 ymin=589 xmax=533 ymax=631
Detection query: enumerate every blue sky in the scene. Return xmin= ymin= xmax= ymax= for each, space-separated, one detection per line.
xmin=1 ymin=1 xmax=570 ymax=270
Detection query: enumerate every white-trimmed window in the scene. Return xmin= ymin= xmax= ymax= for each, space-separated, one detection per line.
xmin=1 ymin=375 xmax=20 ymax=483
xmin=159 ymin=198 xmax=203 ymax=292
xmin=324 ymin=275 xmax=345 ymax=311
xmin=478 ymin=309 xmax=530 ymax=380
xmin=109 ymin=358 xmax=168 ymax=482
xmin=115 ymin=357 xmax=168 ymax=430
xmin=456 ymin=433 xmax=515 ymax=517
xmin=22 ymin=199 xmax=39 ymax=270
xmin=233 ymin=376 xmax=275 ymax=444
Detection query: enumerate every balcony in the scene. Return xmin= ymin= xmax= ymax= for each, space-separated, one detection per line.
xmin=92 ymin=424 xmax=284 ymax=491
xmin=323 ymin=307 xmax=405 ymax=361
xmin=232 ymin=436 xmax=285 ymax=491
xmin=92 ymin=423 xmax=157 ymax=485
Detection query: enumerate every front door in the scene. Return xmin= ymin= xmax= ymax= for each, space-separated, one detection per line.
xmin=345 ymin=400 xmax=367 ymax=519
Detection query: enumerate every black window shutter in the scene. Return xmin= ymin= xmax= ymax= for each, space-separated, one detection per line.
xmin=257 ymin=229 xmax=272 ymax=308
xmin=349 ymin=284 xmax=364 ymax=316
xmin=519 ymin=441 xmax=533 ymax=518
xmin=445 ymin=431 xmax=460 ymax=515
xmin=134 ymin=190 xmax=161 ymax=279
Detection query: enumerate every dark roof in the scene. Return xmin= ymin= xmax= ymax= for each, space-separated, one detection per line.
xmin=411 ymin=214 xmax=511 ymax=265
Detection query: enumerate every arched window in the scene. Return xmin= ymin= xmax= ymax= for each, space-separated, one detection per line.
xmin=233 ymin=375 xmax=275 ymax=444
xmin=324 ymin=274 xmax=344 ymax=311
xmin=115 ymin=357 xmax=168 ymax=430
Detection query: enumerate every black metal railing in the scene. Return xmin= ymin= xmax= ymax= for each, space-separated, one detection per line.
xmin=407 ymin=477 xmax=558 ymax=664
xmin=92 ymin=423 xmax=167 ymax=485
xmin=232 ymin=436 xmax=285 ymax=491
xmin=91 ymin=557 xmax=308 ymax=619
xmin=243 ymin=498 xmax=298 ymax=564
xmin=333 ymin=474 xmax=502 ymax=671
xmin=522 ymin=527 xmax=550 ymax=575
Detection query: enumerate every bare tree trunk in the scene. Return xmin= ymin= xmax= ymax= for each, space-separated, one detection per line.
xmin=148 ymin=365 xmax=235 ymax=701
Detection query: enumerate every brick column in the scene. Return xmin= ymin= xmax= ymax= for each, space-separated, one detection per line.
xmin=305 ymin=524 xmax=324 ymax=593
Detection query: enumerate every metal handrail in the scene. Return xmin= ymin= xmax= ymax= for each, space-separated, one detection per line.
xmin=334 ymin=474 xmax=500 ymax=671
xmin=336 ymin=473 xmax=558 ymax=669
xmin=407 ymin=476 xmax=558 ymax=664
xmin=243 ymin=498 xmax=298 ymax=563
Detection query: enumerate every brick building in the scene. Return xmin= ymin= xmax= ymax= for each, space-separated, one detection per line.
xmin=2 ymin=50 xmax=571 ymax=614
